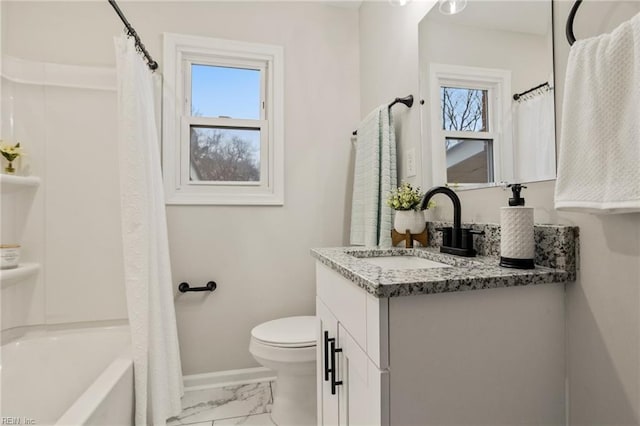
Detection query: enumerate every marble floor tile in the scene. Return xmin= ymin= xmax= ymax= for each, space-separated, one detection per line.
xmin=213 ymin=413 xmax=275 ymax=425
xmin=167 ymin=382 xmax=273 ymax=426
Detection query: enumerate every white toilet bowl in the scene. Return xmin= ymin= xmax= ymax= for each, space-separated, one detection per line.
xmin=249 ymin=316 xmax=316 ymax=426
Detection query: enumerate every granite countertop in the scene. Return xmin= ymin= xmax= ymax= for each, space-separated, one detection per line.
xmin=311 ymin=246 xmax=573 ymax=298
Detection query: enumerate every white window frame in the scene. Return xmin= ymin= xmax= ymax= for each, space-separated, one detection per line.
xmin=429 ymin=63 xmax=513 ymax=189
xmin=163 ymin=33 xmax=284 ymax=205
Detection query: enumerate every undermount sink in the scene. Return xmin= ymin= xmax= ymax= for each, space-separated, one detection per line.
xmin=361 ymin=256 xmax=452 ymax=270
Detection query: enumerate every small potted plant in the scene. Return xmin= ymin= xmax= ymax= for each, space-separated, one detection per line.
xmin=386 ymin=182 xmax=432 ymax=234
xmin=0 ymin=141 xmax=24 ymax=175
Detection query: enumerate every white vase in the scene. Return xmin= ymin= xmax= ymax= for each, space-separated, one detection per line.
xmin=393 ymin=210 xmax=426 ymax=234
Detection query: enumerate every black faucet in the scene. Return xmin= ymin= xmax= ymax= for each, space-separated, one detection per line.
xmin=419 ymin=186 xmax=482 ymax=257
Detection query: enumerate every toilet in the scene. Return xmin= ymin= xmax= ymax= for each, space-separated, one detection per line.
xmin=249 ymin=316 xmax=317 ymax=426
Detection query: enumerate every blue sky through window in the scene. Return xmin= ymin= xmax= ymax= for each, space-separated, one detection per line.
xmin=190 ymin=64 xmax=261 ymax=172
xmin=191 ymin=64 xmax=260 ymax=119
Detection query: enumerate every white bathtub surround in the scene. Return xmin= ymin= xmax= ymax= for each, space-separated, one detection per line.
xmin=555 ymin=11 xmax=640 ymax=213
xmin=167 ymin=382 xmax=275 ymax=425
xmin=114 ymin=35 xmax=183 ymax=425
xmin=350 ymin=105 xmax=397 ymax=247
xmin=0 ymin=326 xmax=132 ymax=425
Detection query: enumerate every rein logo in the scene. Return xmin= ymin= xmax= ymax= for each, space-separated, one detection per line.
xmin=1 ymin=418 xmax=35 ymax=425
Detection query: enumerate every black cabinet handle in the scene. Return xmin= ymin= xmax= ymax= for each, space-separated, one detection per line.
xmin=323 ymin=331 xmax=332 ymax=381
xmin=330 ymin=339 xmax=343 ymax=395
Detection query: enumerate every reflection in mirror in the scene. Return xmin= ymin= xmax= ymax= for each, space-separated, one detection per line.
xmin=419 ymin=1 xmax=556 ymax=190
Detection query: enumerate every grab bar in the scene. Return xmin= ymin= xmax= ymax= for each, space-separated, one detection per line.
xmin=178 ymin=281 xmax=217 ymax=293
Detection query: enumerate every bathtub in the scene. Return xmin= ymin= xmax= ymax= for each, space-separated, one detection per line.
xmin=1 ymin=325 xmax=133 ymax=426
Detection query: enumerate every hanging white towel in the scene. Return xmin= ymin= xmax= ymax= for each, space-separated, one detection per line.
xmin=350 ymin=105 xmax=397 ymax=247
xmin=513 ymin=89 xmax=556 ymax=183
xmin=554 ymin=12 xmax=640 ymax=214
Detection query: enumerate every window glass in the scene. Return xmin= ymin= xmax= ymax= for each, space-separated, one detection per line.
xmin=190 ymin=126 xmax=261 ymax=182
xmin=191 ymin=64 xmax=261 ymax=119
xmin=440 ymin=87 xmax=488 ymax=132
xmin=445 ymin=138 xmax=494 ymax=184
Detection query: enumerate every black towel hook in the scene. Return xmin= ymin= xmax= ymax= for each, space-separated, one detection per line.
xmin=566 ymin=0 xmax=583 ymax=46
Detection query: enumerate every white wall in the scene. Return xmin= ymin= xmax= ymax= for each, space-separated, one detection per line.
xmin=359 ymin=1 xmax=640 ymax=423
xmin=2 ymin=1 xmax=359 ymax=374
xmin=359 ymin=0 xmax=434 ymax=185
xmin=420 ymin=19 xmax=551 ymax=95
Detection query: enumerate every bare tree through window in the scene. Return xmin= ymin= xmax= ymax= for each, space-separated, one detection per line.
xmin=441 ymin=87 xmax=488 ymax=149
xmin=440 ymin=86 xmax=493 ymax=183
xmin=190 ymin=127 xmax=260 ymax=182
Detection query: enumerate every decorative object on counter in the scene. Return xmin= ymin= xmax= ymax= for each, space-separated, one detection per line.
xmin=391 ymin=228 xmax=428 ymax=249
xmin=387 ymin=182 xmax=431 ymax=247
xmin=178 ymin=281 xmax=217 ymax=293
xmin=499 ymin=184 xmax=535 ymax=269
xmin=0 ymin=244 xmax=21 ymax=270
xmin=0 ymin=141 xmax=24 ymax=175
xmin=387 ymin=182 xmax=428 ymax=231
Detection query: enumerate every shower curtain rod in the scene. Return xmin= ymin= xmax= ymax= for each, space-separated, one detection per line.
xmin=513 ymin=82 xmax=550 ymax=101
xmin=352 ymin=95 xmax=414 ymax=136
xmin=108 ymin=0 xmax=159 ymax=71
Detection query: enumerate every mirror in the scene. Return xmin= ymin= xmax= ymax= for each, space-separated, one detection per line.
xmin=419 ymin=1 xmax=556 ymax=190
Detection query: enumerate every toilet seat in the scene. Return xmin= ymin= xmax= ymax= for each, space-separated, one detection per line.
xmin=251 ymin=316 xmax=316 ymax=348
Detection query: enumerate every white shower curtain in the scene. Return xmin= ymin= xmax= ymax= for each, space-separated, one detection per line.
xmin=513 ymin=90 xmax=556 ymax=182
xmin=114 ymin=35 xmax=183 ymax=426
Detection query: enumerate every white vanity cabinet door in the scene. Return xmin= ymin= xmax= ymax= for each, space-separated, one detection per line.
xmin=316 ymin=262 xmax=389 ymax=369
xmin=317 ymin=297 xmax=339 ymax=426
xmin=337 ymin=324 xmax=388 ymax=426
xmin=317 ymin=298 xmax=389 ymax=426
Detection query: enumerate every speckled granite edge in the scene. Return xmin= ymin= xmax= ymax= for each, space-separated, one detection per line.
xmin=311 ymin=223 xmax=578 ymax=298
xmin=311 ymin=247 xmax=569 ymax=298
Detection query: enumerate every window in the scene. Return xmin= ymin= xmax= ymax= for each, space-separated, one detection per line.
xmin=440 ymin=86 xmax=494 ymax=184
xmin=163 ymin=33 xmax=284 ymax=205
xmin=428 ymin=64 xmax=512 ymax=188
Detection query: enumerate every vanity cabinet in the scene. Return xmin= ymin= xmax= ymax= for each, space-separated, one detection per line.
xmin=317 ymin=296 xmax=388 ymax=426
xmin=315 ymin=261 xmax=565 ymax=426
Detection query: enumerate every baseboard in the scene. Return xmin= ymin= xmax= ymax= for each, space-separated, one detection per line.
xmin=183 ymin=367 xmax=276 ymax=392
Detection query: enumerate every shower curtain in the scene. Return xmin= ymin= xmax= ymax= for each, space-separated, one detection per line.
xmin=513 ymin=89 xmax=556 ymax=182
xmin=114 ymin=35 xmax=183 ymax=425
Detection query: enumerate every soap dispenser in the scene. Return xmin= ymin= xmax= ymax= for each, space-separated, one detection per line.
xmin=500 ymin=184 xmax=535 ymax=269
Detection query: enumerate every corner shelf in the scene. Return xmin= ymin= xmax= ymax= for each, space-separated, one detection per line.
xmin=0 ymin=175 xmax=41 ymax=194
xmin=1 ymin=263 xmax=41 ymax=288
